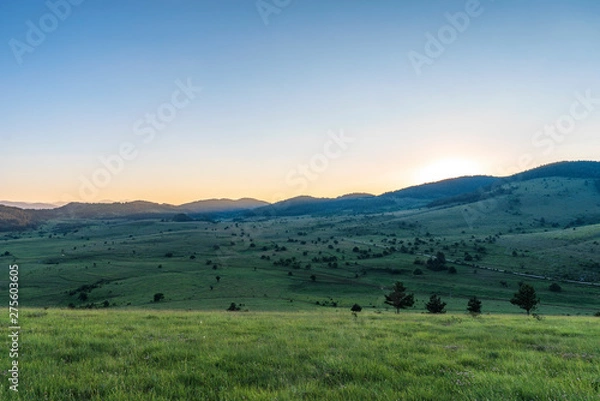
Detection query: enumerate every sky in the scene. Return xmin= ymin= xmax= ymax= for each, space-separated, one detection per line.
xmin=1 ymin=0 xmax=599 ymax=205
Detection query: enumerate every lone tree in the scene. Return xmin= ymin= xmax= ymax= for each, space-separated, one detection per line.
xmin=426 ymin=294 xmax=447 ymax=314
xmin=467 ymin=296 xmax=482 ymax=315
xmin=350 ymin=303 xmax=362 ymax=312
xmin=384 ymin=282 xmax=415 ymax=313
xmin=510 ymin=283 xmax=540 ymax=315
xmin=153 ymin=293 xmax=164 ymax=302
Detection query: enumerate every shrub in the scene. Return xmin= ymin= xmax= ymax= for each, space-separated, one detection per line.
xmin=227 ymin=302 xmax=241 ymax=312
xmin=351 ymin=304 xmax=362 ymax=312
xmin=153 ymin=293 xmax=165 ymax=302
xmin=413 ymin=268 xmax=423 ymax=275
xmin=549 ymin=283 xmax=562 ymax=292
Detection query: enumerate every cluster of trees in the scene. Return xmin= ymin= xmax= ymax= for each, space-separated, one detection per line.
xmin=380 ymin=281 xmax=540 ymax=315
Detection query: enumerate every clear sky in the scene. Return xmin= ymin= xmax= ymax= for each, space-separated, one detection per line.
xmin=1 ymin=0 xmax=599 ymax=204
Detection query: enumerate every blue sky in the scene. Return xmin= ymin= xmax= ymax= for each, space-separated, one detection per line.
xmin=1 ymin=0 xmax=599 ymax=204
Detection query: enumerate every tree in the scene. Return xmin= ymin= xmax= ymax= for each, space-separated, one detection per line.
xmin=384 ymin=282 xmax=414 ymax=313
xmin=227 ymin=302 xmax=240 ymax=311
xmin=153 ymin=293 xmax=165 ymax=302
xmin=467 ymin=296 xmax=482 ymax=315
xmin=426 ymin=251 xmax=447 ymax=271
xmin=426 ymin=294 xmax=447 ymax=314
xmin=310 ymin=274 xmax=316 ymax=282
xmin=172 ymin=213 xmax=193 ymax=222
xmin=350 ymin=303 xmax=362 ymax=312
xmin=216 ymin=276 xmax=221 ymax=282
xmin=510 ymin=283 xmax=539 ymax=315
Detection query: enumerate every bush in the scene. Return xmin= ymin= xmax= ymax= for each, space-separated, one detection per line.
xmin=153 ymin=293 xmax=165 ymax=302
xmin=448 ymin=266 xmax=457 ymax=274
xmin=351 ymin=304 xmax=362 ymax=312
xmin=227 ymin=302 xmax=241 ymax=312
xmin=549 ymin=283 xmax=562 ymax=292
xmin=413 ymin=268 xmax=423 ymax=275
xmin=594 ymin=311 xmax=600 ymax=317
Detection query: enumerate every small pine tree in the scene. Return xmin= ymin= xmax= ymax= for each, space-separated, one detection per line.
xmin=467 ymin=296 xmax=482 ymax=315
xmin=510 ymin=283 xmax=540 ymax=315
xmin=426 ymin=294 xmax=447 ymax=314
xmin=384 ymin=282 xmax=415 ymax=313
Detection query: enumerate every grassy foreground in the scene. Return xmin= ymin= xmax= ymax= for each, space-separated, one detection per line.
xmin=2 ymin=309 xmax=600 ymax=400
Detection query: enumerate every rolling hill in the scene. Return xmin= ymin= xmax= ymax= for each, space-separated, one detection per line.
xmin=1 ymin=161 xmax=599 ymax=230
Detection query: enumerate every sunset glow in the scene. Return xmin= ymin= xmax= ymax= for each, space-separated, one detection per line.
xmin=1 ymin=1 xmax=599 ymax=204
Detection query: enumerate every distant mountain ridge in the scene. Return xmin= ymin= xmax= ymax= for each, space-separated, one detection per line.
xmin=1 ymin=161 xmax=598 ymax=230
xmin=0 ymin=201 xmax=64 ymax=210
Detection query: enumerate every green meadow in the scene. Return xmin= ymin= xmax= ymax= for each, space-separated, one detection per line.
xmin=2 ymin=179 xmax=599 ymax=315
xmin=2 ymin=309 xmax=600 ymax=400
xmin=1 ymin=177 xmax=599 ymax=399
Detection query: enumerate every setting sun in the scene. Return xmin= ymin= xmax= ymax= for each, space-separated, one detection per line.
xmin=415 ymin=159 xmax=483 ymax=184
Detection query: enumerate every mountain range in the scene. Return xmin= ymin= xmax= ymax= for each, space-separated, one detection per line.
xmin=1 ymin=160 xmax=599 ymax=231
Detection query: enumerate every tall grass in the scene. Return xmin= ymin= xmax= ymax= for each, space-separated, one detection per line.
xmin=1 ymin=309 xmax=599 ymax=400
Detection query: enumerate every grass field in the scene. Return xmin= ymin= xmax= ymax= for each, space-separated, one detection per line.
xmin=0 ymin=177 xmax=599 ymax=399
xmin=1 ymin=308 xmax=600 ymax=400
xmin=1 ymin=188 xmax=598 ymax=315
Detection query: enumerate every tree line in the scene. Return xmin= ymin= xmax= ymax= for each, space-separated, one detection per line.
xmin=379 ymin=281 xmax=540 ymax=315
